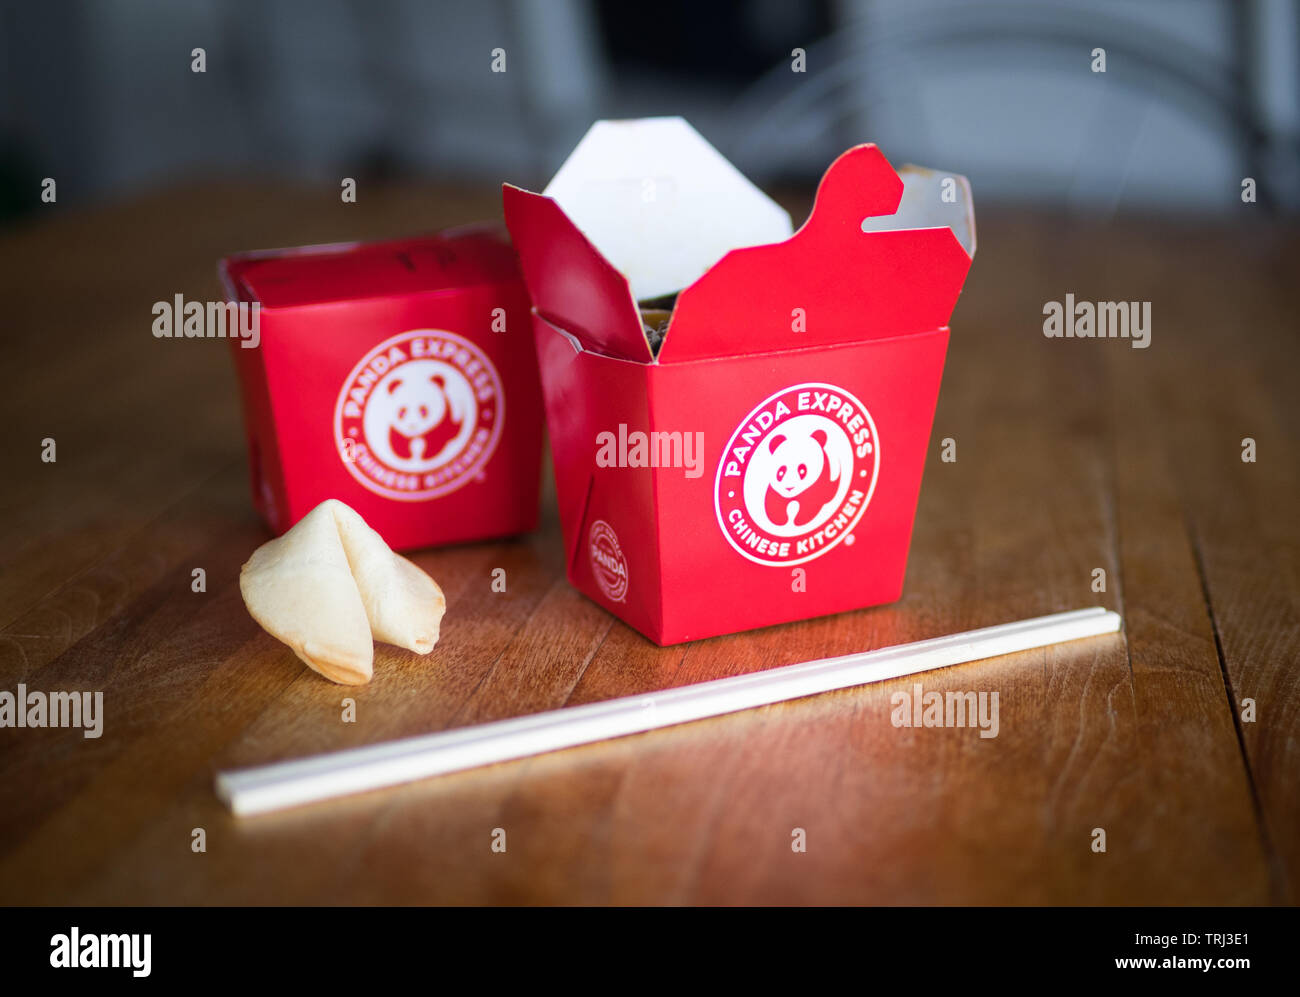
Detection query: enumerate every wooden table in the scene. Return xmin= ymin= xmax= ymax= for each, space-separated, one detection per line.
xmin=1 ymin=183 xmax=1295 ymax=905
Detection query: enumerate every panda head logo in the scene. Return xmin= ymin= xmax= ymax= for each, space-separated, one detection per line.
xmin=763 ymin=427 xmax=840 ymax=528
xmin=715 ymin=383 xmax=880 ymax=566
xmin=368 ymin=360 xmax=474 ymax=470
xmin=384 ymin=371 xmax=465 ymax=463
xmin=334 ymin=330 xmax=504 ymax=501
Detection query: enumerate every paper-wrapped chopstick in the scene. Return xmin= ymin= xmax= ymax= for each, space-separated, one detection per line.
xmin=216 ymin=607 xmax=1121 ymax=817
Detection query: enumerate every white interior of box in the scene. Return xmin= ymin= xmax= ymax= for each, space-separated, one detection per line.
xmin=859 ymin=165 xmax=976 ymax=259
xmin=543 ymin=118 xmax=975 ymax=353
xmin=544 ymin=117 xmax=794 ymax=303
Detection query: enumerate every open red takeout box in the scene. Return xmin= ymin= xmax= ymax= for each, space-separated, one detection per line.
xmin=504 ymin=117 xmax=975 ymax=645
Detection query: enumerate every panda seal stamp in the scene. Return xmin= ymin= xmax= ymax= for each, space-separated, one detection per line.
xmin=588 ymin=519 xmax=628 ymax=602
xmin=334 ymin=329 xmax=504 ymax=501
xmin=715 ymin=382 xmax=879 ymax=566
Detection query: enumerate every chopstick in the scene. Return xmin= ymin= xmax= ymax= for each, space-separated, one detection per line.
xmin=216 ymin=607 xmax=1121 ymax=817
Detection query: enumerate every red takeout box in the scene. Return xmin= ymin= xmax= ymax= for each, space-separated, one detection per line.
xmin=504 ymin=118 xmax=975 ymax=645
xmin=220 ymin=226 xmax=542 ymax=550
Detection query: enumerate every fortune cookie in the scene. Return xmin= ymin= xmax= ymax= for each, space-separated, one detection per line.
xmin=239 ymin=499 xmax=446 ymax=684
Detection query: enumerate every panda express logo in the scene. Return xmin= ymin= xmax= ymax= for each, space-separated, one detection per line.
xmin=588 ymin=519 xmax=628 ymax=602
xmin=714 ymin=382 xmax=879 ymax=566
xmin=335 ymin=330 xmax=504 ymax=501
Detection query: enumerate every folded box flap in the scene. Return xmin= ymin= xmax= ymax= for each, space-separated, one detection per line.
xmin=541 ymin=117 xmax=793 ymax=303
xmin=503 ymin=183 xmax=652 ymax=364
xmin=658 ymin=144 xmax=975 ymax=364
xmin=863 ymin=162 xmax=976 ymax=258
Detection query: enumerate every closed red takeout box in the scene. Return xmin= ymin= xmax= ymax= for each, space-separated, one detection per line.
xmin=220 ymin=226 xmax=543 ymax=550
xmin=504 ymin=118 xmax=976 ymax=645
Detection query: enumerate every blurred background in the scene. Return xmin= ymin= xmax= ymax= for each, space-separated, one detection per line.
xmin=1 ymin=0 xmax=1298 ymax=226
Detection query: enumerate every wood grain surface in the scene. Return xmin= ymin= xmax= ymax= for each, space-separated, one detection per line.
xmin=0 ymin=184 xmax=1295 ymax=905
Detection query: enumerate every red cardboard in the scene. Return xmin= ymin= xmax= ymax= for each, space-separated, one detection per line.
xmin=221 ymin=225 xmax=543 ymax=551
xmin=505 ymin=119 xmax=975 ymax=646
xmin=499 ymin=189 xmax=652 ymax=364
